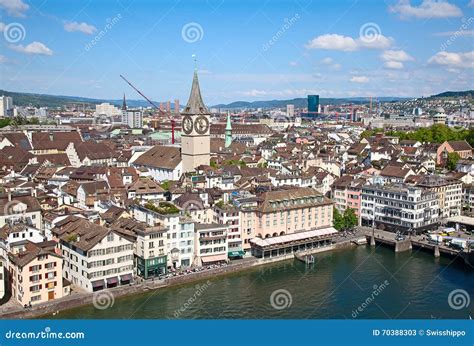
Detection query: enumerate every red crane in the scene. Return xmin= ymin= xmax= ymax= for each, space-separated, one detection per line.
xmin=120 ymin=74 xmax=177 ymax=144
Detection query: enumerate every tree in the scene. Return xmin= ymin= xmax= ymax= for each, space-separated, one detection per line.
xmin=333 ymin=207 xmax=344 ymax=231
xmin=446 ymin=152 xmax=461 ymax=171
xmin=343 ymin=208 xmax=358 ymax=230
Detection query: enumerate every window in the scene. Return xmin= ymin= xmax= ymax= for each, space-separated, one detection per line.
xmin=107 ymin=233 xmax=115 ymax=242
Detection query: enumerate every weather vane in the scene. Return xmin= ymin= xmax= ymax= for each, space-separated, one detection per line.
xmin=192 ymin=54 xmax=197 ymax=71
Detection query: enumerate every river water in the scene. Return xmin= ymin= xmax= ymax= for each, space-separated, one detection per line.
xmin=55 ymin=246 xmax=473 ymax=319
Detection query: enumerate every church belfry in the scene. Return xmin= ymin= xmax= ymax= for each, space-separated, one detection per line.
xmin=181 ymin=66 xmax=210 ymax=172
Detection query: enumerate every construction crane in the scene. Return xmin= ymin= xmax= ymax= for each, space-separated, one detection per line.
xmin=119 ymin=74 xmax=177 ymax=144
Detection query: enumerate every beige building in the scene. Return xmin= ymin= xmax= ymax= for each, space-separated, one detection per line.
xmin=239 ymin=187 xmax=334 ymax=251
xmin=8 ymin=241 xmax=64 ymax=306
xmin=181 ymin=70 xmax=210 ymax=172
xmin=416 ymin=176 xmax=462 ymax=218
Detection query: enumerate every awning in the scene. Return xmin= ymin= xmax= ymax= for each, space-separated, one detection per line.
xmin=201 ymin=254 xmax=228 ymax=263
xmin=92 ymin=279 xmax=105 ymax=288
xmin=106 ymin=277 xmax=118 ymax=285
xmin=120 ymin=274 xmax=132 ymax=282
xmin=228 ymin=250 xmax=245 ymax=257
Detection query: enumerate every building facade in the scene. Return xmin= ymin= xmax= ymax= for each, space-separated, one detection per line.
xmin=361 ymin=184 xmax=439 ymax=234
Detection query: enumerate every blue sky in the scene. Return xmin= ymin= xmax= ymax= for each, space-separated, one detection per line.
xmin=0 ymin=0 xmax=473 ymax=104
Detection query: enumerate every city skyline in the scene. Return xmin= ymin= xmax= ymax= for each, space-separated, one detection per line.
xmin=0 ymin=0 xmax=473 ymax=104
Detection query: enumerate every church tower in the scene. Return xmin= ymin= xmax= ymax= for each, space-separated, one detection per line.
xmin=225 ymin=111 xmax=232 ymax=148
xmin=181 ymin=69 xmax=210 ymax=172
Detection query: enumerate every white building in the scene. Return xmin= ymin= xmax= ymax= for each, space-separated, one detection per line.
xmin=131 ymin=204 xmax=195 ymax=269
xmin=194 ymin=223 xmax=228 ymax=265
xmin=0 ymin=96 xmax=13 ymax=117
xmin=360 ymin=184 xmax=439 ymax=234
xmin=122 ymin=109 xmax=143 ymax=128
xmin=95 ymin=103 xmax=121 ymax=117
xmin=132 ymin=145 xmax=183 ymax=182
xmin=286 ymin=104 xmax=294 ymax=118
xmin=53 ymin=217 xmax=134 ymax=292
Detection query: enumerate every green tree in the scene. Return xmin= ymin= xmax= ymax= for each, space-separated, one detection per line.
xmin=333 ymin=207 xmax=344 ymax=231
xmin=343 ymin=208 xmax=358 ymax=230
xmin=446 ymin=152 xmax=461 ymax=171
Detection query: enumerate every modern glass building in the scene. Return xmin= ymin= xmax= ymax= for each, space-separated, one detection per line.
xmin=308 ymin=95 xmax=319 ymax=113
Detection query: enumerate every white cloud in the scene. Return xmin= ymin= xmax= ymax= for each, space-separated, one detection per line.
xmin=390 ymin=0 xmax=463 ymax=19
xmin=434 ymin=30 xmax=474 ymax=37
xmin=64 ymin=21 xmax=97 ymax=35
xmin=380 ymin=50 xmax=414 ymax=62
xmin=384 ymin=61 xmax=404 ymax=69
xmin=350 ymin=76 xmax=369 ymax=83
xmin=0 ymin=55 xmax=7 ymax=64
xmin=428 ymin=51 xmax=474 ymax=68
xmin=0 ymin=22 xmax=5 ymax=32
xmin=306 ymin=33 xmax=392 ymax=51
xmin=289 ymin=61 xmax=298 ymax=66
xmin=0 ymin=0 xmax=29 ymax=17
xmin=10 ymin=41 xmax=53 ymax=55
xmin=321 ymin=57 xmax=333 ymax=64
xmin=469 ymin=0 xmax=474 ymax=7
xmin=306 ymin=34 xmax=358 ymax=51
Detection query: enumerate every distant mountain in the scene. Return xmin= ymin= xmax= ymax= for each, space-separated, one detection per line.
xmin=0 ymin=90 xmax=164 ymax=109
xmin=429 ymin=90 xmax=474 ymax=98
xmin=212 ymin=97 xmax=408 ymax=109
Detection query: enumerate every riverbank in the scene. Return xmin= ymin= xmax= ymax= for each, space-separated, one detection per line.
xmin=1 ymin=237 xmax=359 ymax=319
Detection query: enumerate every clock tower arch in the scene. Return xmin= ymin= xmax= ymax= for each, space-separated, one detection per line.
xmin=181 ymin=69 xmax=210 ymax=172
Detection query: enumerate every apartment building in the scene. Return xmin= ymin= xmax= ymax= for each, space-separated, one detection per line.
xmin=332 ymin=176 xmax=366 ymax=220
xmin=111 ymin=218 xmax=168 ymax=279
xmin=213 ymin=202 xmax=243 ymax=258
xmin=194 ymin=223 xmax=228 ymax=265
xmin=360 ymin=184 xmax=439 ymax=234
xmin=131 ymin=203 xmax=194 ymax=269
xmin=8 ymin=241 xmax=64 ymax=306
xmin=52 ymin=216 xmax=134 ymax=292
xmin=416 ymin=176 xmax=462 ymax=218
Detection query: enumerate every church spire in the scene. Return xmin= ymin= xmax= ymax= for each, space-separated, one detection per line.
xmin=182 ymin=56 xmax=209 ymax=115
xmin=225 ymin=111 xmax=232 ymax=148
xmin=122 ymin=93 xmax=127 ymax=110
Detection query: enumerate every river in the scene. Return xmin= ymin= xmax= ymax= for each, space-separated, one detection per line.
xmin=54 ymin=246 xmax=473 ymax=319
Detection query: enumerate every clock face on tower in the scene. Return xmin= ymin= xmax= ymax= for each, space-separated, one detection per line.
xmin=182 ymin=115 xmax=193 ymax=134
xmin=194 ymin=115 xmax=209 ymax=135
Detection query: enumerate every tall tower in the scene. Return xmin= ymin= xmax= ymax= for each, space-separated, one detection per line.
xmin=225 ymin=111 xmax=232 ymax=148
xmin=181 ymin=69 xmax=210 ymax=172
